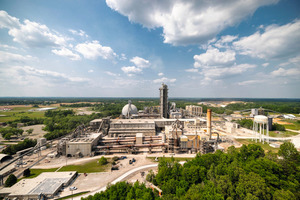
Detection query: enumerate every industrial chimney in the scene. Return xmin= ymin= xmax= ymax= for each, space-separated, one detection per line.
xmin=207 ymin=109 xmax=212 ymax=139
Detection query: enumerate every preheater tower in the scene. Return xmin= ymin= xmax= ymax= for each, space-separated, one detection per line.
xmin=159 ymin=83 xmax=168 ymax=118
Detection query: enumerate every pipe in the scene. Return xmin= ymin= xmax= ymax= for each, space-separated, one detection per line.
xmin=96 ymin=143 xmax=168 ymax=149
xmin=207 ymin=109 xmax=212 ymax=140
xmin=101 ymin=137 xmax=161 ymax=143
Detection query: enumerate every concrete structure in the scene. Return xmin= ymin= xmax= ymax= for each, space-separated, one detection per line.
xmin=122 ymin=100 xmax=138 ymax=118
xmin=136 ymin=133 xmax=144 ymax=144
xmin=186 ymin=105 xmax=202 ymax=116
xmin=66 ymin=133 xmax=102 ymax=156
xmin=159 ymin=83 xmax=168 ymax=118
xmin=207 ymin=109 xmax=212 ymax=139
xmin=253 ymin=115 xmax=269 ymax=144
xmin=109 ymin=119 xmax=156 ymax=137
xmin=0 ymin=171 xmax=77 ymax=200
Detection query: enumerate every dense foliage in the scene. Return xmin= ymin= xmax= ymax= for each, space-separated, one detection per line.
xmin=99 ymin=156 xmax=108 ymax=165
xmin=23 ymin=168 xmax=31 ymax=177
xmin=8 ymin=116 xmax=44 ymax=127
xmin=83 ymin=181 xmax=157 ymax=200
xmin=0 ymin=127 xmax=24 ymax=140
xmin=81 ymin=143 xmax=299 ymax=200
xmin=235 ymin=119 xmax=253 ymax=129
xmin=4 ymin=174 xmax=17 ymax=187
xmin=148 ymin=142 xmax=300 ymax=200
xmin=2 ymin=138 xmax=37 ymax=155
xmin=43 ymin=110 xmax=102 ymax=140
xmin=272 ymin=123 xmax=286 ymax=131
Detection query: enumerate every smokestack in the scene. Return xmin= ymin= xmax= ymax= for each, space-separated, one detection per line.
xmin=207 ymin=109 xmax=212 ymax=140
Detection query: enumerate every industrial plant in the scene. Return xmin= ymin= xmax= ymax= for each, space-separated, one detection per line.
xmin=55 ymin=83 xmax=221 ymax=157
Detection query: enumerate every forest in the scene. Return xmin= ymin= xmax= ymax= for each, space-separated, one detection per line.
xmin=84 ymin=142 xmax=300 ymax=200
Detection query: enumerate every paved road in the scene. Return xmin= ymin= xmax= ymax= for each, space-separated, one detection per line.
xmin=72 ymin=161 xmax=185 ymax=200
xmin=72 ymin=163 xmax=159 ymax=200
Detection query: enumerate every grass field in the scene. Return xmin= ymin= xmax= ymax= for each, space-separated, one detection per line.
xmin=269 ymin=130 xmax=298 ymax=137
xmin=0 ymin=107 xmax=46 ymax=122
xmin=235 ymin=139 xmax=280 ymax=153
xmin=58 ymin=158 xmax=111 ymax=173
xmin=282 ymin=119 xmax=300 ymax=131
xmin=19 ymin=168 xmax=58 ymax=180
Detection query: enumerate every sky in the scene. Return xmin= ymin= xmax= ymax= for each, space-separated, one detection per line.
xmin=0 ymin=0 xmax=299 ymax=98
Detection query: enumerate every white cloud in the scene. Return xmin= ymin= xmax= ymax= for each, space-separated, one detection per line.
xmin=200 ymin=64 xmax=256 ymax=78
xmin=130 ymin=56 xmax=150 ymax=68
xmin=69 ymin=29 xmax=88 ymax=37
xmin=158 ymin=72 xmax=164 ymax=76
xmin=0 ymin=51 xmax=33 ymax=63
xmin=0 ymin=11 xmax=68 ymax=48
xmin=185 ymin=68 xmax=198 ymax=73
xmin=214 ymin=35 xmax=238 ymax=49
xmin=75 ymin=40 xmax=117 ymax=60
xmin=238 ymin=79 xmax=265 ymax=86
xmin=233 ymin=20 xmax=300 ymax=59
xmin=0 ymin=10 xmax=20 ymax=29
xmin=194 ymin=46 xmax=236 ymax=68
xmin=153 ymin=77 xmax=176 ymax=84
xmin=106 ymin=0 xmax=278 ymax=45
xmin=88 ymin=69 xmax=94 ymax=73
xmin=121 ymin=66 xmax=142 ymax=76
xmin=105 ymin=71 xmax=120 ymax=76
xmin=120 ymin=53 xmax=127 ymax=60
xmin=271 ymin=68 xmax=300 ymax=77
xmin=0 ymin=43 xmax=18 ymax=50
xmin=52 ymin=47 xmax=81 ymax=61
xmin=262 ymin=63 xmax=269 ymax=67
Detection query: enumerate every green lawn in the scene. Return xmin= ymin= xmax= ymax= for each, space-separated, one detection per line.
xmin=269 ymin=130 xmax=298 ymax=137
xmin=0 ymin=107 xmax=46 ymax=122
xmin=235 ymin=139 xmax=279 ymax=153
xmin=58 ymin=158 xmax=111 ymax=173
xmin=19 ymin=168 xmax=58 ymax=181
xmin=282 ymin=119 xmax=300 ymax=131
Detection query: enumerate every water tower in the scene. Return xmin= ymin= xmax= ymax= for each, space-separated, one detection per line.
xmin=253 ymin=115 xmax=269 ymax=144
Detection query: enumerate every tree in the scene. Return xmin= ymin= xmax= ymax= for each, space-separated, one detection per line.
xmin=23 ymin=168 xmax=31 ymax=177
xmin=273 ymin=189 xmax=296 ymax=200
xmin=5 ymin=174 xmax=17 ymax=187
xmin=278 ymin=142 xmax=299 ymax=162
xmin=99 ymin=156 xmax=108 ymax=165
xmin=26 ymin=129 xmax=34 ymax=135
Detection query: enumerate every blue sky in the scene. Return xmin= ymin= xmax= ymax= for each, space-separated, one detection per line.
xmin=0 ymin=0 xmax=299 ymax=98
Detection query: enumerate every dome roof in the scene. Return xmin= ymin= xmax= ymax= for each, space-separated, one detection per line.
xmin=122 ymin=104 xmax=138 ymax=116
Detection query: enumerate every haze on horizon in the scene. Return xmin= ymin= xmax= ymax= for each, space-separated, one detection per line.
xmin=0 ymin=0 xmax=299 ymax=98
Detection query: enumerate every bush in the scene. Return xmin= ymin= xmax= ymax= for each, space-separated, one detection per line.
xmin=272 ymin=123 xmax=286 ymax=131
xmin=23 ymin=168 xmax=31 ymax=177
xmin=99 ymin=156 xmax=108 ymax=165
xmin=5 ymin=174 xmax=17 ymax=187
xmin=112 ymin=156 xmax=119 ymax=162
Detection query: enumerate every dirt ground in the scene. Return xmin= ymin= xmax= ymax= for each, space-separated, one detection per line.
xmin=21 ymin=124 xmax=47 ymax=140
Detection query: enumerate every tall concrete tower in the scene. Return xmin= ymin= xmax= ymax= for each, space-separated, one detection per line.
xmin=159 ymin=83 xmax=168 ymax=118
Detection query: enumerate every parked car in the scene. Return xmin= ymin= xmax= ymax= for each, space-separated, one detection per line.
xmin=132 ymin=158 xmax=136 ymax=162
xmin=69 ymin=187 xmax=77 ymax=190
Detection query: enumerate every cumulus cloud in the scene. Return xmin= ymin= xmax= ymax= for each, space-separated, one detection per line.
xmin=194 ymin=46 xmax=236 ymax=68
xmin=88 ymin=69 xmax=94 ymax=73
xmin=214 ymin=35 xmax=238 ymax=49
xmin=0 ymin=11 xmax=68 ymax=48
xmin=75 ymin=40 xmax=117 ymax=60
xmin=52 ymin=47 xmax=81 ymax=60
xmin=153 ymin=77 xmax=176 ymax=83
xmin=271 ymin=68 xmax=300 ymax=77
xmin=122 ymin=56 xmax=151 ymax=76
xmin=121 ymin=66 xmax=142 ymax=76
xmin=130 ymin=56 xmax=150 ymax=68
xmin=106 ymin=0 xmax=278 ymax=45
xmin=262 ymin=63 xmax=269 ymax=67
xmin=105 ymin=71 xmax=120 ymax=76
xmin=69 ymin=29 xmax=88 ymax=37
xmin=0 ymin=51 xmax=33 ymax=63
xmin=158 ymin=72 xmax=164 ymax=76
xmin=233 ymin=20 xmax=300 ymax=59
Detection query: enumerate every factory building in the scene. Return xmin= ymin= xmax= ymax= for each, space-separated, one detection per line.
xmin=159 ymin=83 xmax=168 ymax=118
xmin=0 ymin=171 xmax=77 ymax=199
xmin=185 ymin=105 xmax=203 ymax=116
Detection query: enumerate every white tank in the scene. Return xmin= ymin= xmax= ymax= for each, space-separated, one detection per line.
xmin=254 ymin=115 xmax=268 ymax=123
